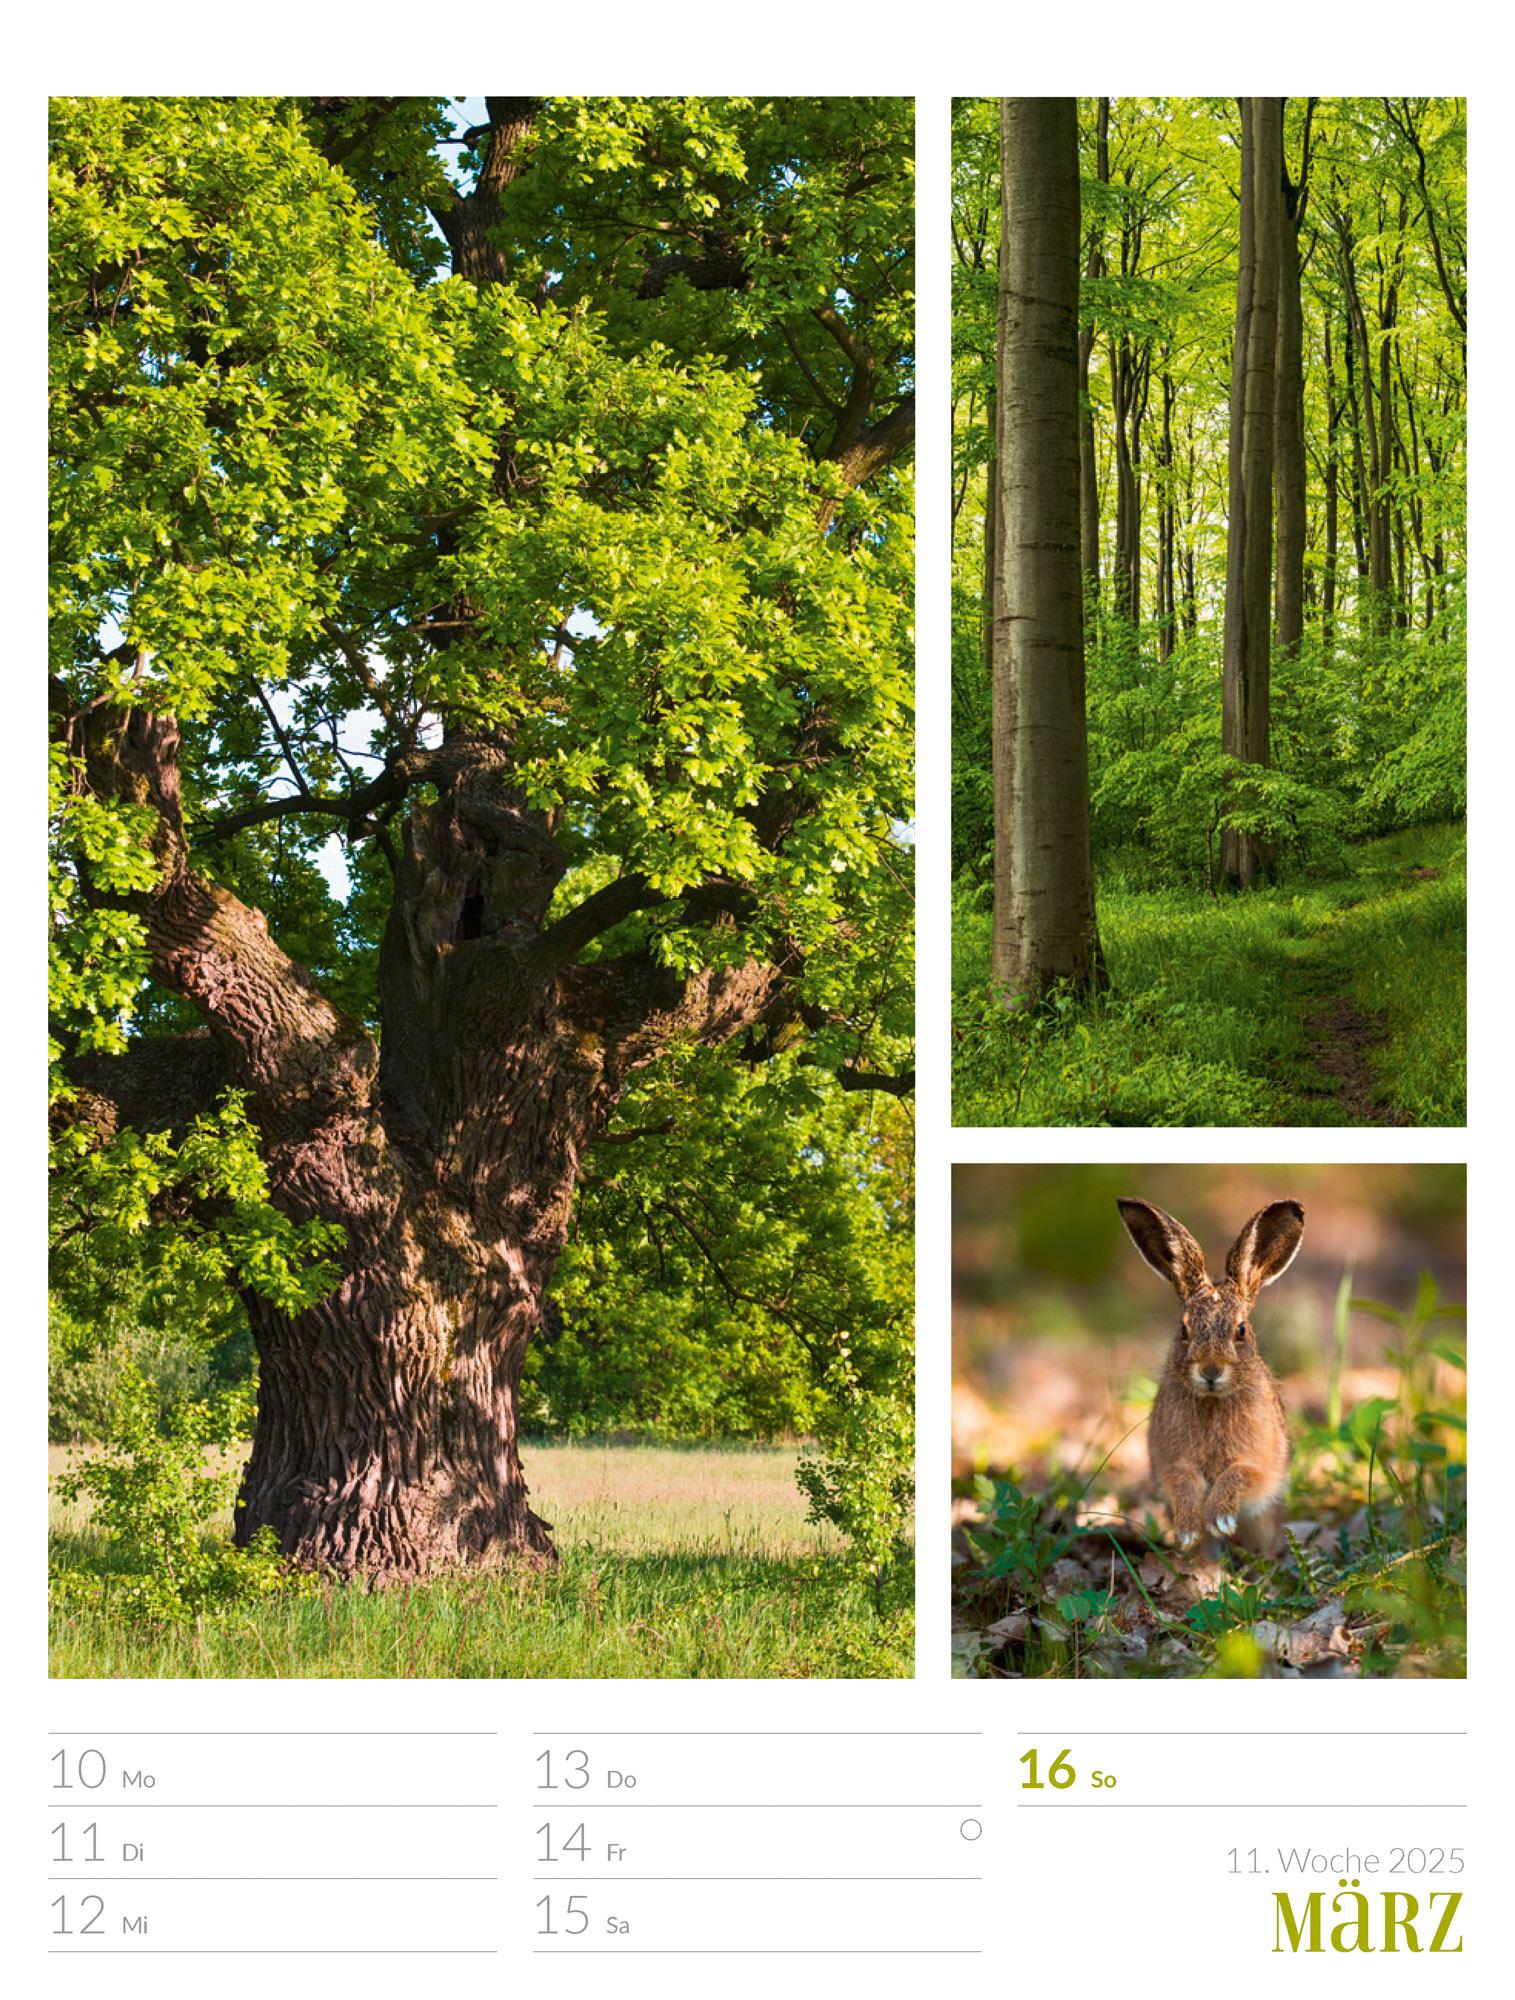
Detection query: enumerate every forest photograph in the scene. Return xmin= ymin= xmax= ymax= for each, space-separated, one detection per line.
xmin=952 ymin=98 xmax=1466 ymax=1128
xmin=952 ymin=1162 xmax=1466 ymax=1679
xmin=48 ymin=95 xmax=915 ymax=1677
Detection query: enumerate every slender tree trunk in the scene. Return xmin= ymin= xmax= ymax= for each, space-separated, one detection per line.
xmin=1273 ymin=103 xmax=1311 ymax=674
xmin=981 ymin=436 xmax=997 ymax=678
xmin=1157 ymin=368 xmax=1177 ymax=663
xmin=1396 ymin=349 xmax=1430 ymax=622
xmin=1110 ymin=341 xmax=1148 ymax=628
xmin=1221 ymin=97 xmax=1282 ymax=889
xmin=1342 ymin=301 xmax=1370 ymax=594
xmin=1381 ymin=199 xmax=1409 ymax=631
xmin=1322 ymin=314 xmax=1340 ymax=654
xmin=1181 ymin=422 xmax=1198 ymax=637
xmin=1107 ymin=150 xmax=1149 ymax=631
xmin=1078 ymin=98 xmax=1109 ymax=602
xmin=991 ymin=97 xmax=1104 ymax=1002
xmin=1337 ymin=213 xmax=1391 ymax=621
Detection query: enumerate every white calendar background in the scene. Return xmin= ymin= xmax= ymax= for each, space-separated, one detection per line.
xmin=10 ymin=5 xmax=1510 ymax=1994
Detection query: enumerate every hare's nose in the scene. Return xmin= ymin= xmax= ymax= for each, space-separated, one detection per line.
xmin=1200 ymin=1365 xmax=1222 ymax=1385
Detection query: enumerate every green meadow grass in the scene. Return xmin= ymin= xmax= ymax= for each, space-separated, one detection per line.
xmin=952 ymin=824 xmax=1466 ymax=1128
xmin=48 ymin=1440 xmax=911 ymax=1679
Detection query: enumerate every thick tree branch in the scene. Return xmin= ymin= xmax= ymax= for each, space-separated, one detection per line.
xmin=529 ymin=872 xmax=663 ymax=971
xmin=61 ymin=1032 xmax=230 ymax=1145
xmin=559 ymin=950 xmax=791 ymax=1082
xmin=69 ymin=705 xmax=376 ymax=1117
xmin=829 ymin=391 xmax=916 ymax=490
xmin=823 ymin=1059 xmax=915 ymax=1097
xmin=637 ymin=233 xmax=750 ymax=300
xmin=433 ymin=97 xmax=541 ymax=287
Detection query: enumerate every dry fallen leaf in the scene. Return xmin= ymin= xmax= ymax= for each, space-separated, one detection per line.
xmin=1254 ymin=1597 xmax=1351 ymax=1669
xmin=951 ymin=1631 xmax=986 ymax=1677
xmin=985 ymin=1610 xmax=1030 ymax=1646
xmin=1041 ymin=1558 xmax=1095 ymax=1601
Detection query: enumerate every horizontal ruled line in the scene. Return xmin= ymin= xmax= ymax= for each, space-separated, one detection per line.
xmin=525 ymin=1802 xmax=984 ymax=1810
xmin=46 ymin=1802 xmax=496 ymax=1810
xmin=49 ymin=1950 xmax=498 ymax=1956
xmin=533 ymin=1949 xmax=983 ymax=1956
xmin=1017 ymin=1802 xmax=1467 ymax=1809
xmin=531 ymin=1875 xmax=983 ymax=1883
xmin=49 ymin=1876 xmax=499 ymax=1883
xmin=530 ymin=1731 xmax=983 ymax=1737
xmin=47 ymin=1731 xmax=498 ymax=1737
xmin=1013 ymin=1731 xmax=1468 ymax=1737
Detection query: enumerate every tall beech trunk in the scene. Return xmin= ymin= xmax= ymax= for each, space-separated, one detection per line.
xmin=1272 ymin=102 xmax=1312 ymax=675
xmin=1221 ymin=97 xmax=1282 ymax=890
xmin=1322 ymin=314 xmax=1340 ymax=654
xmin=981 ymin=431 xmax=997 ymax=678
xmin=1336 ymin=212 xmax=1391 ymax=621
xmin=1180 ymin=423 xmax=1199 ymax=638
xmin=1077 ymin=98 xmax=1109 ymax=601
xmin=1156 ymin=368 xmax=1177 ymax=664
xmin=991 ymin=97 xmax=1103 ymax=1002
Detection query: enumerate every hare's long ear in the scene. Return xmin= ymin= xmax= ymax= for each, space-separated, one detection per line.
xmin=1226 ymin=1200 xmax=1305 ymax=1301
xmin=1117 ymin=1198 xmax=1209 ymax=1301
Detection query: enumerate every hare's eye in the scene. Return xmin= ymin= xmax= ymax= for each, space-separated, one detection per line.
xmin=1236 ymin=1323 xmax=1249 ymax=1341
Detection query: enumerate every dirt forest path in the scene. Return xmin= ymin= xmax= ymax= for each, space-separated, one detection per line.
xmin=1276 ymin=897 xmax=1416 ymax=1127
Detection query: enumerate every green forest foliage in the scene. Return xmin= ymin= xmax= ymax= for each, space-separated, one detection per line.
xmin=954 ymin=97 xmax=1465 ymax=886
xmin=952 ymin=98 xmax=1465 ymax=1126
xmin=955 ymin=94 xmax=1463 ymax=888
xmin=48 ymin=97 xmax=914 ymax=1597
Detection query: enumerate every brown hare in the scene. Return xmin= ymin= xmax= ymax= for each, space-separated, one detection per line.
xmin=1117 ymin=1197 xmax=1304 ymax=1557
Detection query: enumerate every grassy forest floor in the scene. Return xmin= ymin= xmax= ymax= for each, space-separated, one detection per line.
xmin=49 ymin=1440 xmax=911 ymax=1679
xmin=952 ymin=824 xmax=1466 ymax=1127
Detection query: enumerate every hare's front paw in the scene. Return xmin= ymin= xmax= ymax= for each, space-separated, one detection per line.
xmin=1209 ymin=1511 xmax=1238 ymax=1540
xmin=1172 ymin=1516 xmax=1204 ymax=1553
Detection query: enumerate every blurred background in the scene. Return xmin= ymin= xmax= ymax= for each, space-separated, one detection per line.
xmin=953 ymin=1163 xmax=1466 ymax=1487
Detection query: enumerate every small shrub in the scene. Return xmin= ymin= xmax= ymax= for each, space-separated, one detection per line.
xmin=50 ymin=1366 xmax=309 ymax=1622
xmin=797 ymin=1376 xmax=914 ymax=1608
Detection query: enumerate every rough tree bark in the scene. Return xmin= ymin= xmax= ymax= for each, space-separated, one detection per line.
xmin=63 ymin=100 xmax=914 ymax=1585
xmin=69 ymin=708 xmax=797 ymax=1579
xmin=990 ymin=97 xmax=1104 ymax=1002
xmin=1221 ymin=97 xmax=1283 ymax=890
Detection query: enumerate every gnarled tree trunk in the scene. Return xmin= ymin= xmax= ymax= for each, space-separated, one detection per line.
xmin=72 ymin=711 xmax=787 ymax=1582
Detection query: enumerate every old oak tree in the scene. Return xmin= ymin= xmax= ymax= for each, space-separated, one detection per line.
xmin=50 ymin=97 xmax=915 ymax=1581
